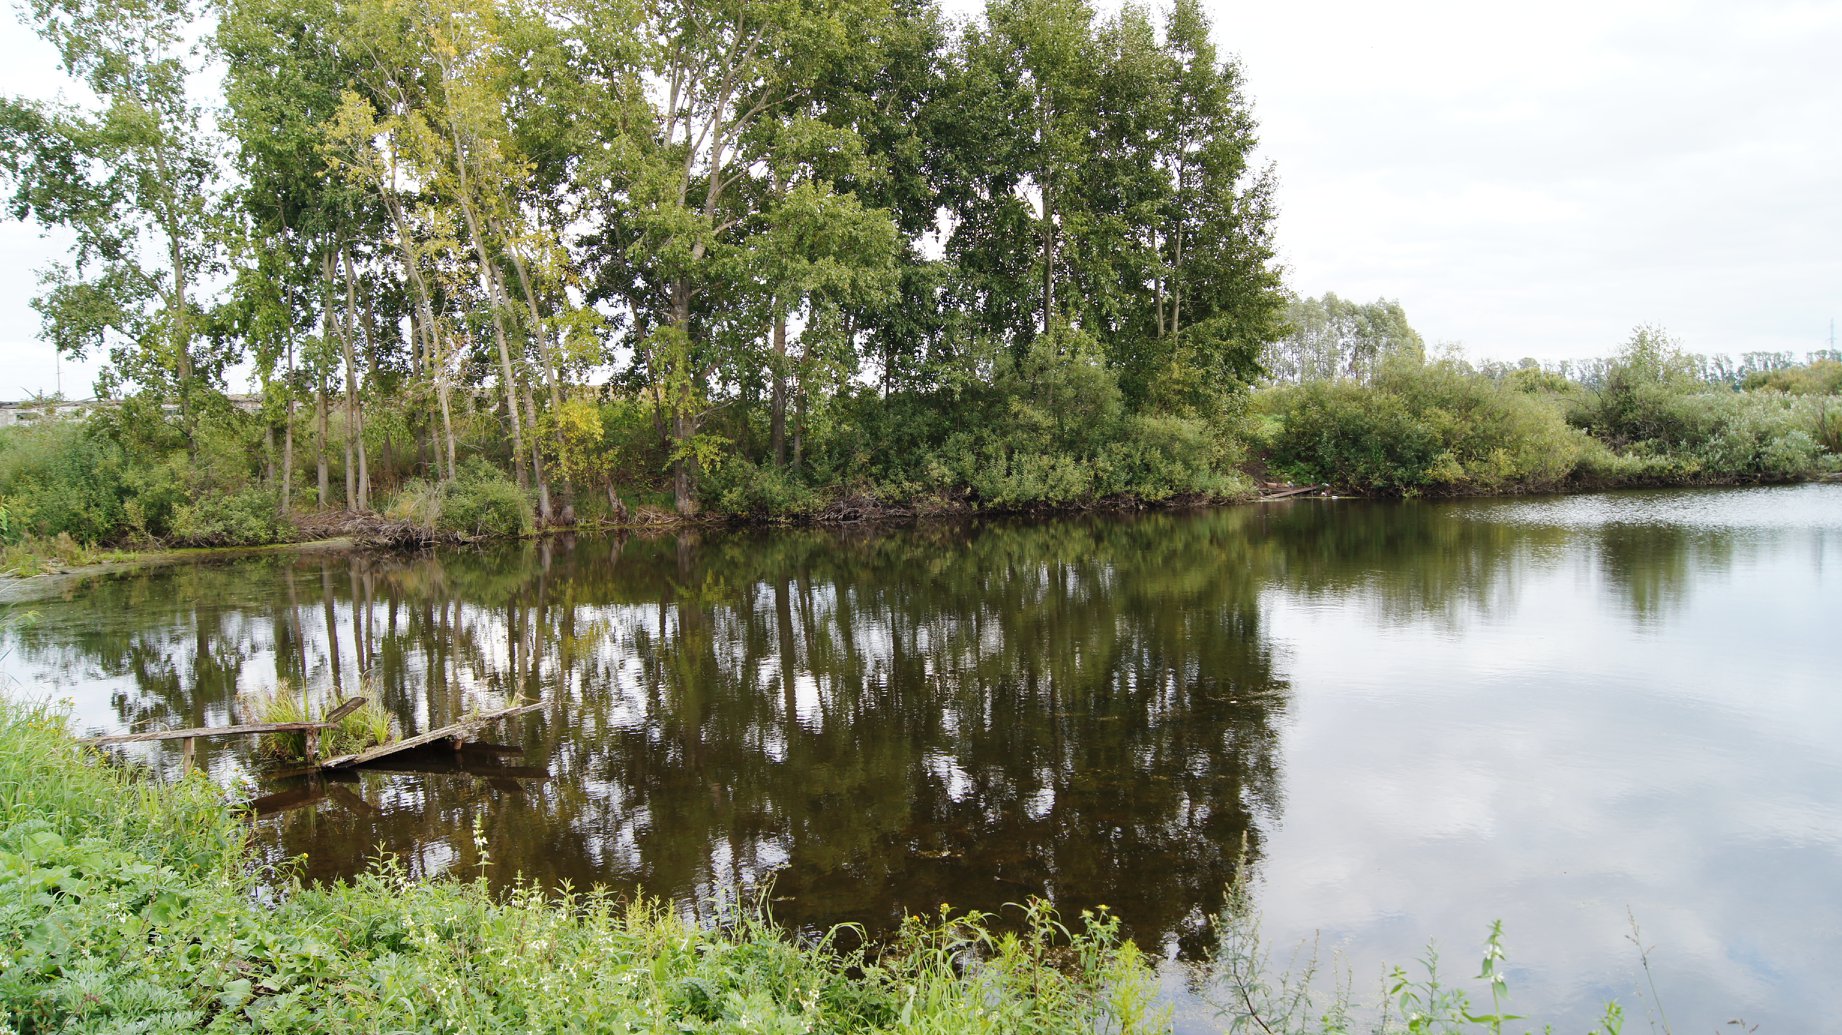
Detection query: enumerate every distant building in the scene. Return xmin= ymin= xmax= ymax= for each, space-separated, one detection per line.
xmin=0 ymin=395 xmax=262 ymax=429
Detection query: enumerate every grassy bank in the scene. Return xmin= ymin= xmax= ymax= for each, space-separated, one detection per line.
xmin=4 ymin=345 xmax=1838 ymax=567
xmin=1 ymin=700 xmax=1648 ymax=1033
xmin=0 ymin=702 xmax=1163 ymax=1033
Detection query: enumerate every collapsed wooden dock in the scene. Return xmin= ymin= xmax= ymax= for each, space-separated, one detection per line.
xmin=79 ymin=697 xmax=541 ymax=772
xmin=320 ymin=701 xmax=542 ymax=769
xmin=1257 ymin=482 xmax=1330 ymax=501
xmin=78 ymin=697 xmax=368 ymax=767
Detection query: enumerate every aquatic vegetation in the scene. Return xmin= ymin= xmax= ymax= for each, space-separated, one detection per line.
xmin=0 ymin=533 xmax=107 ymax=576
xmin=236 ymin=683 xmax=396 ymax=761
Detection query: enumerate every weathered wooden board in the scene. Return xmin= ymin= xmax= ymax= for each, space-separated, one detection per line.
xmin=320 ymin=701 xmax=541 ymax=770
xmin=78 ymin=698 xmax=367 ymax=745
xmin=1258 ymin=484 xmax=1328 ymax=502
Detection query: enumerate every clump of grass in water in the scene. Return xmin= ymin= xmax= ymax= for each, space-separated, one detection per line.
xmin=237 ymin=681 xmax=396 ymax=762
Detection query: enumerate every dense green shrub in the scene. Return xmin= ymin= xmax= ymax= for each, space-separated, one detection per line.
xmin=1817 ymin=402 xmax=1842 ymax=455
xmin=1567 ymin=326 xmax=1706 ymax=448
xmin=0 ymin=401 xmax=279 ymax=547
xmin=435 ymin=461 xmax=535 ymax=538
xmin=1743 ymin=358 xmax=1842 ymax=396
xmin=1573 ymin=391 xmax=1834 ymax=482
xmin=895 ymin=333 xmax=1249 ymax=508
xmin=1566 ymin=331 xmax=1837 ymax=481
xmin=0 ymin=419 xmax=129 ymax=544
xmin=1255 ymin=356 xmax=1589 ymax=494
xmin=383 ymin=467 xmax=536 ymax=537
xmin=692 ymin=331 xmax=1253 ymax=516
xmin=705 ymin=458 xmax=821 ymax=518
xmin=169 ymin=487 xmax=286 ymax=547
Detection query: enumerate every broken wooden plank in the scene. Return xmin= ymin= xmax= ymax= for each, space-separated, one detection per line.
xmin=320 ymin=697 xmax=368 ymax=724
xmin=78 ymin=698 xmax=369 ymax=746
xmin=321 ymin=701 xmax=541 ymax=770
xmin=1258 ymin=483 xmax=1327 ymax=502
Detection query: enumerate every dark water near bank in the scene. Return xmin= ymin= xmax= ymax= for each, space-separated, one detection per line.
xmin=3 ymin=485 xmax=1838 ymax=1030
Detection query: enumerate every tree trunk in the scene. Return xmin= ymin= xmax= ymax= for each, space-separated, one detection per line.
xmin=669 ymin=283 xmax=698 ymax=516
xmin=523 ymin=379 xmax=553 ymax=524
xmin=673 ymin=410 xmax=695 ymax=515
xmin=1171 ymin=222 xmax=1183 ymax=340
xmin=315 ymin=367 xmax=330 ymax=510
xmin=281 ymin=395 xmax=294 ymax=514
xmin=166 ymin=227 xmax=197 ymax=454
xmin=336 ymin=249 xmax=370 ymax=512
xmin=364 ymin=295 xmax=389 ymax=490
xmin=436 ymin=346 xmax=458 ymax=484
xmin=504 ymin=239 xmax=575 ymax=512
xmin=453 ymin=186 xmax=529 ymax=489
xmin=770 ymin=308 xmax=788 ymax=467
xmin=485 ymin=267 xmax=529 ymax=489
xmin=1042 ymin=207 xmax=1055 ymax=334
xmin=792 ymin=389 xmax=806 ymax=475
xmin=383 ymin=188 xmax=452 ymax=482
xmin=441 ymin=95 xmax=532 ymax=492
xmin=281 ymin=328 xmax=295 ymax=513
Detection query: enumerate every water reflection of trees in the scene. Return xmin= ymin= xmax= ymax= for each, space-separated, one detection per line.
xmin=1253 ymin=501 xmax=1570 ymax=627
xmin=0 ymin=497 xmax=1772 ymax=955
xmin=254 ymin=518 xmax=1289 ymax=956
xmin=1591 ymin=522 xmax=1737 ymax=624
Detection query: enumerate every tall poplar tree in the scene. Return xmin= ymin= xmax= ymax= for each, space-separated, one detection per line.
xmin=0 ymin=0 xmax=228 ymax=440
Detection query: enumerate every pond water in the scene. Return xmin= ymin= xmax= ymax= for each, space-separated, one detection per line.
xmin=3 ymin=484 xmax=1838 ymax=1031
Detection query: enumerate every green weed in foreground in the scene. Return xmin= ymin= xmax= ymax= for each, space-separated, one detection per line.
xmin=0 ymin=700 xmax=1647 ymax=1034
xmin=0 ymin=701 xmax=1161 ymax=1034
xmin=1197 ymin=878 xmax=1631 ymax=1035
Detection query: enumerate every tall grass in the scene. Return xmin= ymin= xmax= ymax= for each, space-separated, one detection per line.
xmin=235 ymin=683 xmax=396 ymax=761
xmin=0 ymin=700 xmax=1162 ymax=1033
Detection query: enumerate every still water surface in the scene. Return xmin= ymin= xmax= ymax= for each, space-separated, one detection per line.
xmin=3 ymin=485 xmax=1838 ymax=1030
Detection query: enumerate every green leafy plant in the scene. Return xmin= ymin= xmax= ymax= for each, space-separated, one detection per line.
xmin=236 ymin=683 xmax=396 ymax=761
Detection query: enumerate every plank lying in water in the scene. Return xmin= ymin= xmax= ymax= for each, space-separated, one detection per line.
xmin=78 ymin=698 xmax=367 ymax=745
xmin=320 ymin=701 xmax=542 ymax=770
xmin=1258 ymin=484 xmax=1328 ymax=501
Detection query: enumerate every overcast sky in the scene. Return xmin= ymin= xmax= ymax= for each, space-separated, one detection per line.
xmin=2 ymin=0 xmax=1839 ymax=398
